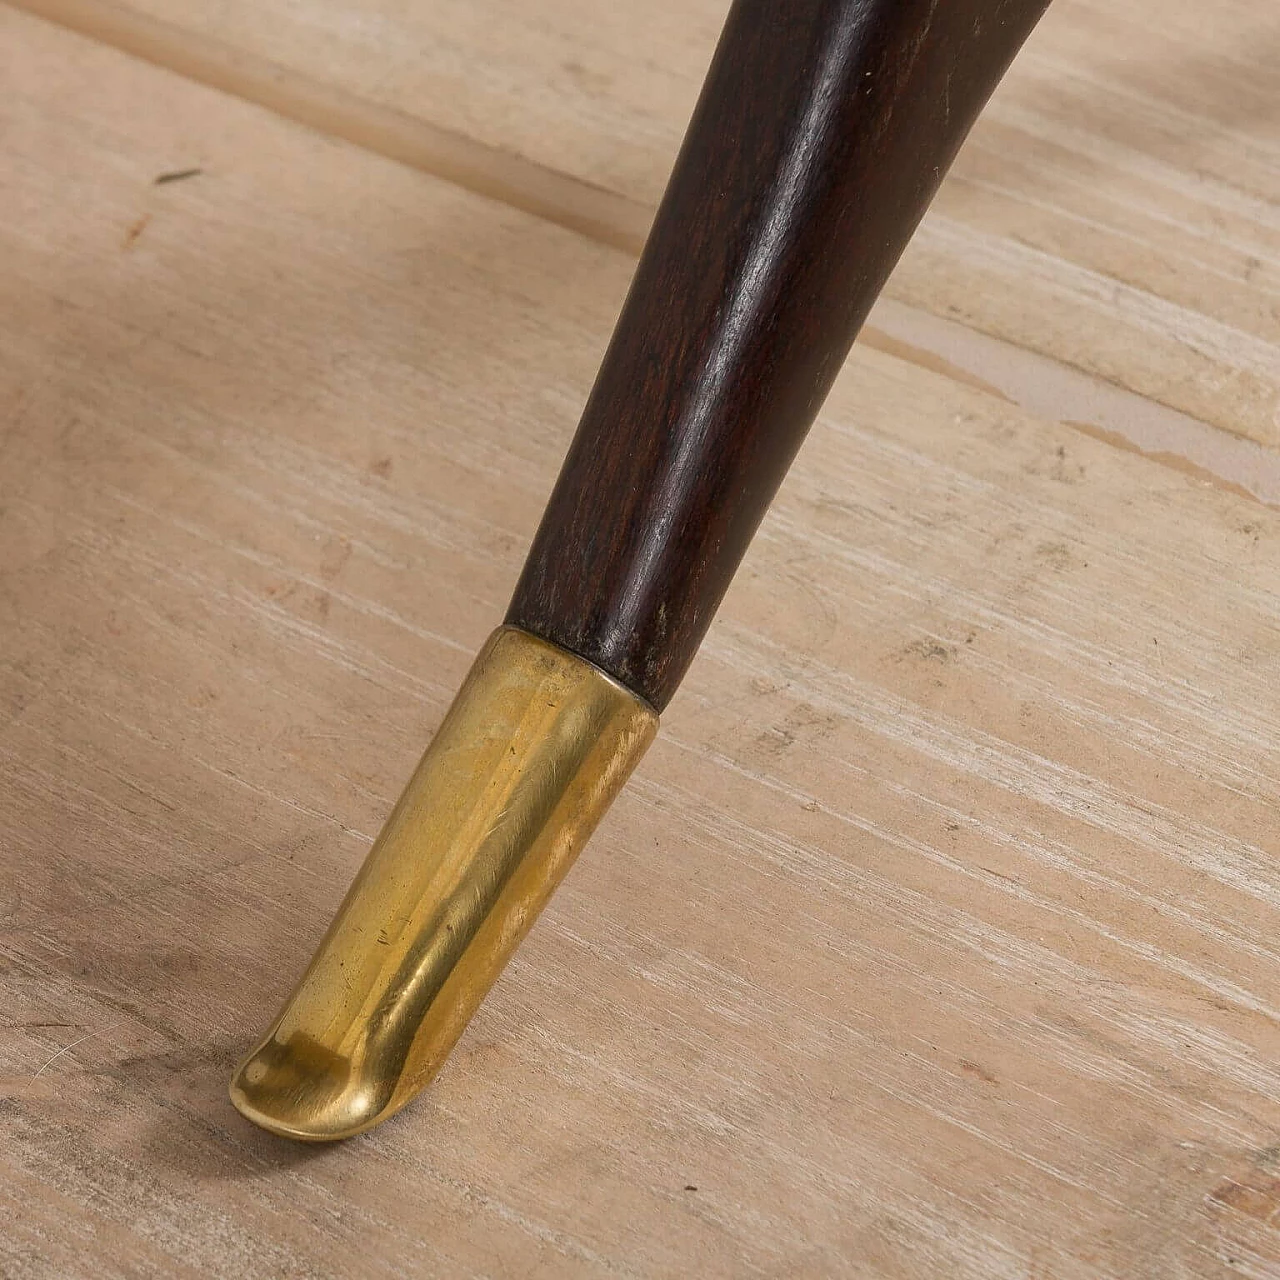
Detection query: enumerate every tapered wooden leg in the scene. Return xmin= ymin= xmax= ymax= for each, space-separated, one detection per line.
xmin=231 ymin=0 xmax=1052 ymax=1139
xmin=510 ymin=0 xmax=1053 ymax=710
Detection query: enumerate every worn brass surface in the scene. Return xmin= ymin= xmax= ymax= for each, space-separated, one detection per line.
xmin=229 ymin=626 xmax=657 ymax=1141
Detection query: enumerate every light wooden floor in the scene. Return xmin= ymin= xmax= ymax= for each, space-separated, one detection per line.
xmin=1 ymin=3 xmax=1278 ymax=1277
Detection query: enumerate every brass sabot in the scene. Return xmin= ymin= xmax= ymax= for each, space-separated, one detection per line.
xmin=230 ymin=627 xmax=657 ymax=1140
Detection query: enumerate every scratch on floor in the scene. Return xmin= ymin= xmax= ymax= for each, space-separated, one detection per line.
xmin=32 ymin=1022 xmax=123 ymax=1078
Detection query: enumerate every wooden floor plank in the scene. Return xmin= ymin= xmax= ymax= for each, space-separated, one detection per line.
xmin=9 ymin=0 xmax=1279 ymax=451
xmin=2 ymin=9 xmax=1280 ymax=1277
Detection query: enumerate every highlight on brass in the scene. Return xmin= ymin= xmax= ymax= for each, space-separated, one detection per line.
xmin=229 ymin=626 xmax=657 ymax=1141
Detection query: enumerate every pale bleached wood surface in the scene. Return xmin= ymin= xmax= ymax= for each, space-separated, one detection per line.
xmin=3 ymin=7 xmax=1280 ymax=1278
xmin=11 ymin=0 xmax=1280 ymax=450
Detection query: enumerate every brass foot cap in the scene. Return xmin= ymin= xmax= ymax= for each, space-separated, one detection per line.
xmin=228 ymin=627 xmax=657 ymax=1141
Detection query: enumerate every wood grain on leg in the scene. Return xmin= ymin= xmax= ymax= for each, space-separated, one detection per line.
xmin=508 ymin=0 xmax=1049 ymax=708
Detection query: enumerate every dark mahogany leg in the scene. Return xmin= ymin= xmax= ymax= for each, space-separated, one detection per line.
xmin=510 ymin=0 xmax=1052 ymax=709
xmin=230 ymin=0 xmax=1051 ymax=1141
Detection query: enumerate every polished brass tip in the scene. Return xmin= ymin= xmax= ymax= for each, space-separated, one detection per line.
xmin=229 ymin=626 xmax=657 ymax=1141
